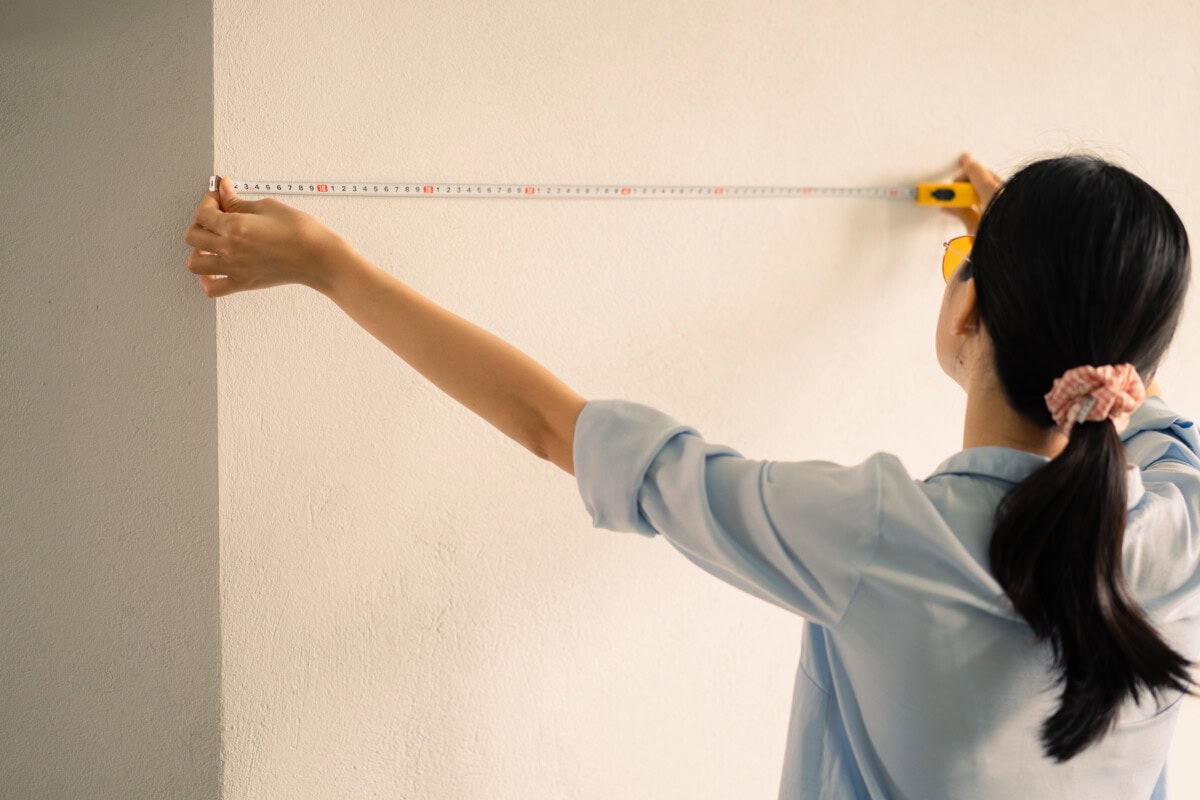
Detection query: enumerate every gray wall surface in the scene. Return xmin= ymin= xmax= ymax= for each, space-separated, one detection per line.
xmin=0 ymin=2 xmax=219 ymax=798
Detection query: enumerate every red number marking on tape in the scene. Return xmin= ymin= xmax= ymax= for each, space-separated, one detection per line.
xmin=316 ymin=184 xmax=329 ymax=192
xmin=888 ymin=188 xmax=898 ymax=197
xmin=423 ymin=185 xmax=434 ymax=194
xmin=524 ymin=187 xmax=535 ymax=195
xmin=621 ymin=187 xmax=631 ymax=195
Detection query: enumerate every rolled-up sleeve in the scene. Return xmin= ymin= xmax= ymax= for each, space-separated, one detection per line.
xmin=574 ymin=399 xmax=884 ymax=626
xmin=1121 ymin=397 xmax=1200 ymax=623
xmin=1122 ymin=396 xmax=1200 ymax=473
xmin=1122 ymin=397 xmax=1200 ymax=529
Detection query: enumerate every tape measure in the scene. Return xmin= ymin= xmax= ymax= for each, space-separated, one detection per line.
xmin=208 ymin=176 xmax=978 ymax=207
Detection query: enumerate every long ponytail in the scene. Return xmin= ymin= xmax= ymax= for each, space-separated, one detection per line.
xmin=989 ymin=418 xmax=1192 ymax=761
xmin=968 ymin=155 xmax=1193 ymax=762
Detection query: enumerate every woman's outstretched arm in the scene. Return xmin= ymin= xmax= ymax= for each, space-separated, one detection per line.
xmin=319 ymin=249 xmax=586 ymax=473
xmin=184 ymin=178 xmax=586 ymax=474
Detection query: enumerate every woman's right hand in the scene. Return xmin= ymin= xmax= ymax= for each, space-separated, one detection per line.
xmin=944 ymin=153 xmax=1004 ymax=235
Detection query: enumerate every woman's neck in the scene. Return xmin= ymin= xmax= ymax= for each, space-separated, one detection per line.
xmin=962 ymin=378 xmax=1068 ymax=458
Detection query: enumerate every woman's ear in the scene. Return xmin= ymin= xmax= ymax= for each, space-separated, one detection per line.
xmin=950 ymin=277 xmax=981 ymax=336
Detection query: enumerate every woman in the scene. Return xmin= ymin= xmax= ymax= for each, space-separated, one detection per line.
xmin=184 ymin=153 xmax=1199 ymax=798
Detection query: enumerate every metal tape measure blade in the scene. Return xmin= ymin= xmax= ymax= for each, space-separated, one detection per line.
xmin=207 ymin=176 xmax=975 ymax=206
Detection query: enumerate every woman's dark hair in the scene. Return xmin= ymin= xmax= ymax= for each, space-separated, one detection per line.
xmin=970 ymin=155 xmax=1193 ymax=762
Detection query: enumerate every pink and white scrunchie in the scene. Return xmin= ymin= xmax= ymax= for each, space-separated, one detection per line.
xmin=1043 ymin=363 xmax=1146 ymax=437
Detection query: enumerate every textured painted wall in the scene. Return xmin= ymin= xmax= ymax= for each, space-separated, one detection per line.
xmin=214 ymin=1 xmax=1200 ymax=797
xmin=0 ymin=1 xmax=219 ymax=798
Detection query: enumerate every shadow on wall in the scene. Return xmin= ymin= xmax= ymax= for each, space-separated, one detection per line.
xmin=0 ymin=0 xmax=159 ymax=44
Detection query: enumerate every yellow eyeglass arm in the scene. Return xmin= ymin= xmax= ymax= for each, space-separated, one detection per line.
xmin=915 ymin=182 xmax=979 ymax=208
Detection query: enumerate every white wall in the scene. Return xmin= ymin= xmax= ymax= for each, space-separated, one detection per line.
xmin=212 ymin=1 xmax=1200 ymax=797
xmin=0 ymin=1 xmax=219 ymax=798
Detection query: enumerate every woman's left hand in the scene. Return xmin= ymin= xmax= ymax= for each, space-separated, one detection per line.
xmin=183 ymin=178 xmax=350 ymax=297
